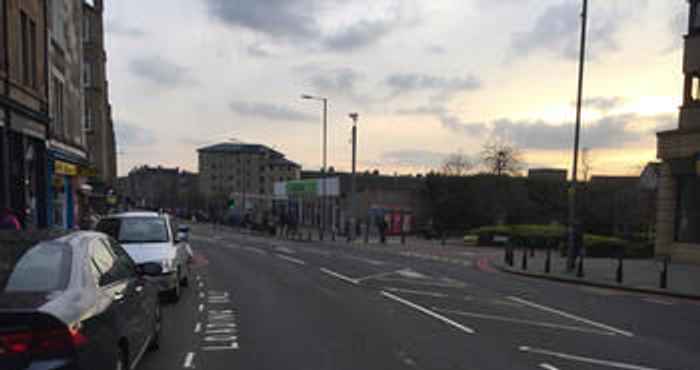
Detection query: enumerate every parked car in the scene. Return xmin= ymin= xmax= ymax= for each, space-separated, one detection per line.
xmin=0 ymin=230 xmax=162 ymax=370
xmin=95 ymin=212 xmax=191 ymax=302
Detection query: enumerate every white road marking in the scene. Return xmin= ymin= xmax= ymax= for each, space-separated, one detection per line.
xmin=432 ymin=308 xmax=614 ymax=336
xmin=320 ymin=268 xmax=359 ymax=285
xmin=199 ymin=292 xmax=205 ymax=299
xmin=519 ymin=346 xmax=660 ymax=370
xmin=274 ymin=246 xmax=296 ymax=254
xmin=356 ymin=270 xmax=404 ymax=282
xmin=243 ymin=246 xmax=267 ymax=255
xmin=381 ymin=291 xmax=476 ymax=334
xmin=194 ymin=322 xmax=202 ymax=333
xmin=395 ymin=268 xmax=428 ymax=279
xmin=198 ymin=304 xmax=204 ymax=312
xmin=198 ymin=281 xmax=204 ymax=289
xmin=276 ymin=254 xmax=307 ymax=265
xmin=383 ymin=287 xmax=448 ymax=298
xmin=183 ymin=352 xmax=195 ymax=368
xmin=375 ymin=277 xmax=467 ymax=288
xmin=508 ymin=297 xmax=634 ymax=337
xmin=196 ymin=275 xmax=201 ymax=281
xmin=642 ymin=297 xmax=675 ymax=305
xmin=539 ymin=363 xmax=559 ymax=370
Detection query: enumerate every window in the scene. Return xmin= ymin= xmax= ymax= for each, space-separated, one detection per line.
xmin=96 ymin=217 xmax=170 ymax=244
xmin=103 ymin=238 xmax=137 ymax=280
xmin=3 ymin=243 xmax=72 ymax=292
xmin=84 ymin=105 xmax=93 ymax=131
xmin=84 ymin=61 xmax=93 ymax=86
xmin=83 ymin=13 xmax=91 ymax=41
xmin=91 ymin=240 xmax=118 ymax=286
xmin=52 ymin=0 xmax=65 ymax=45
xmin=52 ymin=76 xmax=64 ymax=137
xmin=692 ymin=76 xmax=700 ymax=102
xmin=676 ymin=176 xmax=700 ymax=243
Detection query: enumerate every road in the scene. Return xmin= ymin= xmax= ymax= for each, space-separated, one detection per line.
xmin=137 ymin=225 xmax=700 ymax=370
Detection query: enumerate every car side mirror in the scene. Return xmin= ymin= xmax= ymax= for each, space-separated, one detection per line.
xmin=138 ymin=262 xmax=163 ymax=277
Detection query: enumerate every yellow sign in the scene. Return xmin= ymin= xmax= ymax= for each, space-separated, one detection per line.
xmin=79 ymin=166 xmax=98 ymax=177
xmin=54 ymin=161 xmax=78 ymax=176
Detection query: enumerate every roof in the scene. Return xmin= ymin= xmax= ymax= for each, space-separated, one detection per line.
xmin=104 ymin=211 xmax=163 ymax=219
xmin=197 ymin=143 xmax=283 ymax=157
xmin=269 ymin=158 xmax=301 ymax=168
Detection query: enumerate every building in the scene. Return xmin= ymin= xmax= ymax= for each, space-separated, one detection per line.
xmin=120 ymin=166 xmax=201 ymax=215
xmin=197 ymin=143 xmax=301 ymax=214
xmin=528 ymin=168 xmax=567 ymax=182
xmin=83 ymin=0 xmax=116 ymax=191
xmin=656 ymin=0 xmax=700 ymax=263
xmin=46 ymin=0 xmax=90 ymax=229
xmin=0 ymin=0 xmax=50 ymax=228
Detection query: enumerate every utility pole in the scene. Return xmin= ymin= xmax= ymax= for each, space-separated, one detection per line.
xmin=349 ymin=113 xmax=359 ymax=240
xmin=568 ymin=0 xmax=589 ymax=271
xmin=322 ymin=98 xmax=327 ymax=241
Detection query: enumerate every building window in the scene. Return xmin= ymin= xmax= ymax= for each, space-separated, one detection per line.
xmin=20 ymin=12 xmax=37 ymax=88
xmin=84 ymin=105 xmax=93 ymax=131
xmin=83 ymin=14 xmax=91 ymax=42
xmin=52 ymin=77 xmax=64 ymax=137
xmin=84 ymin=61 xmax=93 ymax=87
xmin=694 ymin=3 xmax=700 ymax=31
xmin=676 ymin=176 xmax=700 ymax=243
xmin=51 ymin=0 xmax=65 ymax=45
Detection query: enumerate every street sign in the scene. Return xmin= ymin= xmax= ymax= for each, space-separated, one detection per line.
xmin=54 ymin=160 xmax=78 ymax=176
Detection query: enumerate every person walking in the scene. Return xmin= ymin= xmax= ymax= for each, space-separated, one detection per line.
xmin=0 ymin=208 xmax=21 ymax=231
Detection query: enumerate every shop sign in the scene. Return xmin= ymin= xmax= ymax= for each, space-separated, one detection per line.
xmin=286 ymin=180 xmax=318 ymax=196
xmin=79 ymin=166 xmax=98 ymax=177
xmin=55 ymin=161 xmax=78 ymax=176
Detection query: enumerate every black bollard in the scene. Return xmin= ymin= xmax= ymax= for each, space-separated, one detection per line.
xmin=660 ymin=256 xmax=669 ymax=289
xmin=576 ymin=255 xmax=584 ymax=278
xmin=307 ymin=231 xmax=312 ymax=242
xmin=530 ymin=246 xmax=535 ymax=257
xmin=616 ymin=257 xmax=624 ymax=284
xmin=545 ymin=245 xmax=551 ymax=274
xmin=521 ymin=248 xmax=528 ymax=270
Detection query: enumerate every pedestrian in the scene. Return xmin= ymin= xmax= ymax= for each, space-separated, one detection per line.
xmin=378 ymin=218 xmax=388 ymax=244
xmin=0 ymin=208 xmax=21 ymax=231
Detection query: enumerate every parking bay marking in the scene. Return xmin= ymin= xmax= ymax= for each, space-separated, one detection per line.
xmin=320 ymin=268 xmax=359 ymax=285
xmin=539 ymin=364 xmax=559 ymax=370
xmin=432 ymin=308 xmax=615 ymax=336
xmin=383 ymin=287 xmax=448 ymax=298
xmin=519 ymin=346 xmax=660 ymax=370
xmin=381 ymin=291 xmax=476 ymax=334
xmin=276 ymin=254 xmax=307 ymax=266
xmin=508 ymin=297 xmax=634 ymax=337
xmin=183 ymin=352 xmax=195 ymax=368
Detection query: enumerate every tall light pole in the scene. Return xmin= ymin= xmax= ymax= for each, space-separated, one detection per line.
xmin=301 ymin=94 xmax=328 ymax=240
xmin=568 ymin=0 xmax=589 ymax=271
xmin=348 ymin=113 xmax=359 ymax=241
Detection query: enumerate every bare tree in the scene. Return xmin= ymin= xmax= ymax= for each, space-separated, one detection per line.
xmin=480 ymin=138 xmax=524 ymax=176
xmin=440 ymin=152 xmax=475 ymax=176
xmin=581 ymin=148 xmax=593 ymax=181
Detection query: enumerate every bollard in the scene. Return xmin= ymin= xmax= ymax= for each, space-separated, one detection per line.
xmin=545 ymin=245 xmax=551 ymax=274
xmin=660 ymin=256 xmax=669 ymax=289
xmin=530 ymin=246 xmax=535 ymax=257
xmin=401 ymin=232 xmax=406 ymax=245
xmin=576 ymin=255 xmax=584 ymax=278
xmin=307 ymin=231 xmax=312 ymax=242
xmin=331 ymin=231 xmax=336 ymax=242
xmin=364 ymin=220 xmax=369 ymax=244
xmin=616 ymin=257 xmax=624 ymax=284
xmin=521 ymin=248 xmax=528 ymax=270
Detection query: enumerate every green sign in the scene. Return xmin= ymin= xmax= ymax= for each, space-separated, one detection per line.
xmin=286 ymin=180 xmax=318 ymax=196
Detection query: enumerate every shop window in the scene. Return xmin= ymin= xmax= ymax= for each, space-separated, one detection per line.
xmin=693 ymin=76 xmax=700 ymax=102
xmin=675 ymin=176 xmax=700 ymax=243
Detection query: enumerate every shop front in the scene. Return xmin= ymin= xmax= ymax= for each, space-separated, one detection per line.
xmin=47 ymin=150 xmax=89 ymax=230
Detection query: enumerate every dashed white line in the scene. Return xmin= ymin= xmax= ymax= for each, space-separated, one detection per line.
xmin=194 ymin=322 xmax=202 ymax=333
xmin=508 ymin=296 xmax=634 ymax=337
xmin=642 ymin=297 xmax=675 ymax=305
xmin=520 ymin=346 xmax=660 ymax=370
xmin=276 ymin=254 xmax=307 ymax=265
xmin=355 ymin=270 xmax=404 ymax=282
xmin=539 ymin=363 xmax=559 ymax=370
xmin=183 ymin=352 xmax=195 ymax=368
xmin=320 ymin=268 xmax=359 ymax=285
xmin=381 ymin=291 xmax=476 ymax=334
xmin=199 ymin=292 xmax=205 ymax=299
xmin=243 ymin=246 xmax=267 ymax=255
xmin=383 ymin=287 xmax=448 ymax=298
xmin=198 ymin=304 xmax=204 ymax=312
xmin=374 ymin=277 xmax=467 ymax=288
xmin=432 ymin=308 xmax=614 ymax=336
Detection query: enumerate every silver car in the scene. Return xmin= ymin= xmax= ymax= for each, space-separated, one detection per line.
xmin=96 ymin=212 xmax=192 ymax=302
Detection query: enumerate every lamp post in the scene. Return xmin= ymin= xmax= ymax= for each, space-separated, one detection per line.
xmin=567 ymin=0 xmax=589 ymax=272
xmin=301 ymin=94 xmax=328 ymax=240
xmin=348 ymin=113 xmax=359 ymax=241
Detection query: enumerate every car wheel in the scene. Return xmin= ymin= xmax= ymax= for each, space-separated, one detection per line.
xmin=149 ymin=303 xmax=161 ymax=351
xmin=115 ymin=346 xmax=127 ymax=370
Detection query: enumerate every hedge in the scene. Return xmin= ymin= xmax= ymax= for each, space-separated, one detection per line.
xmin=468 ymin=224 xmax=654 ymax=258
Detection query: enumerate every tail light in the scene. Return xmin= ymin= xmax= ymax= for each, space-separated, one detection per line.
xmin=0 ymin=324 xmax=86 ymax=356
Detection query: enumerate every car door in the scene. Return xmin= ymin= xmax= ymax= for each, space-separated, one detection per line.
xmin=105 ymin=237 xmax=154 ymax=344
xmin=167 ymin=217 xmax=186 ymax=278
xmin=91 ymin=238 xmax=148 ymax=359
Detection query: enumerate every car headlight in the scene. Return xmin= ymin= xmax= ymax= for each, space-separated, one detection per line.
xmin=160 ymin=259 xmax=175 ymax=274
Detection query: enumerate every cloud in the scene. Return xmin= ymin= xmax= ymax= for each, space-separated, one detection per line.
xmin=426 ymin=44 xmax=446 ymax=54
xmin=246 ymin=43 xmax=273 ymax=57
xmin=385 ymin=73 xmax=481 ymax=97
xmin=115 ymin=121 xmax=157 ymax=148
xmin=666 ymin=8 xmax=688 ymax=52
xmin=577 ymin=96 xmax=625 ymax=112
xmin=381 ymin=149 xmax=447 ymax=167
xmin=129 ymin=56 xmax=193 ymax=88
xmin=229 ymin=101 xmax=315 ymax=121
xmin=105 ymin=20 xmax=146 ymax=38
xmin=203 ymin=0 xmax=409 ymax=52
xmin=308 ymin=67 xmax=363 ymax=93
xmin=511 ymin=2 xmax=645 ymax=60
xmin=396 ymin=104 xmax=487 ymax=135
xmin=395 ymin=106 xmax=446 ymax=115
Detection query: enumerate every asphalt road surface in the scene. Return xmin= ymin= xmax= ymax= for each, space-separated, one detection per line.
xmin=136 ymin=226 xmax=700 ymax=370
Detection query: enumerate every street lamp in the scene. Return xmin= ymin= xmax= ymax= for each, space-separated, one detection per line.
xmin=301 ymin=94 xmax=329 ymax=240
xmin=568 ymin=0 xmax=589 ymax=271
xmin=348 ymin=113 xmax=359 ymax=241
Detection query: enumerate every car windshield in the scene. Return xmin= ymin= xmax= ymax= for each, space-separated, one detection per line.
xmin=0 ymin=233 xmax=71 ymax=293
xmin=97 ymin=217 xmax=169 ymax=244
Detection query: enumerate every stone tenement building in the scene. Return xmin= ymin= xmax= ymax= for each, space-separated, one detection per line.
xmin=198 ymin=143 xmax=301 ymax=211
xmin=656 ymin=0 xmax=700 ymax=263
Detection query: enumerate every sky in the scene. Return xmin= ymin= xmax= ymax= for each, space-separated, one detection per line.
xmin=105 ymin=0 xmax=689 ymax=178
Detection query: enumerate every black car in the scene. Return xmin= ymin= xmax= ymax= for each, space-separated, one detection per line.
xmin=0 ymin=230 xmax=162 ymax=370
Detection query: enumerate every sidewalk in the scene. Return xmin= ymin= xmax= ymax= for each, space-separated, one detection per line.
xmin=495 ymin=250 xmax=700 ymax=300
